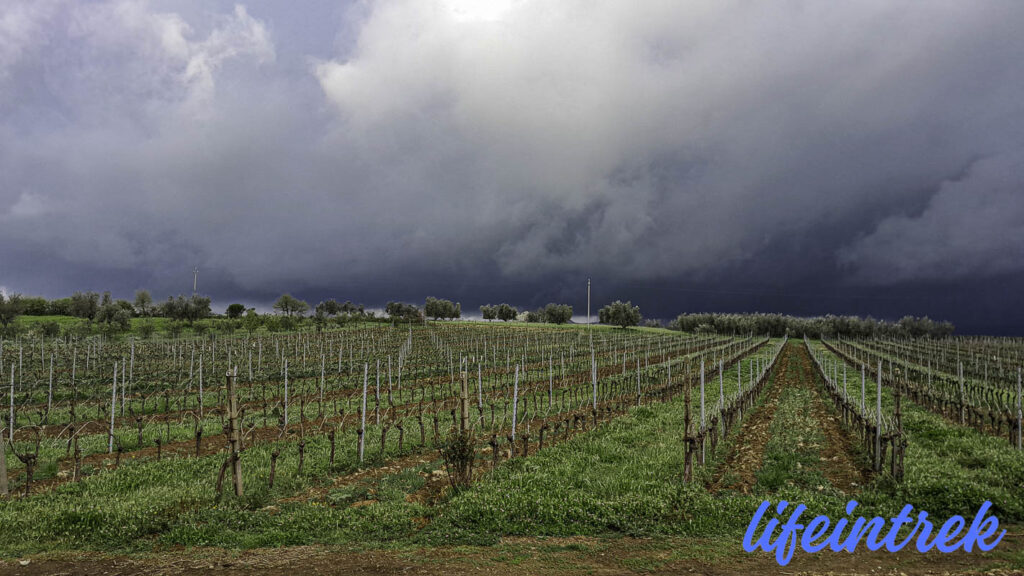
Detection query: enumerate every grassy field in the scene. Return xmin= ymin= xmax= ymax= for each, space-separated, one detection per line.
xmin=1 ymin=324 xmax=1022 ymax=574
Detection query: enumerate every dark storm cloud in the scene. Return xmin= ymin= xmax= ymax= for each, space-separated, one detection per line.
xmin=2 ymin=0 xmax=1024 ymax=333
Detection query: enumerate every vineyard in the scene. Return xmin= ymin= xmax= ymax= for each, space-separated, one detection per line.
xmin=0 ymin=323 xmax=1022 ymax=572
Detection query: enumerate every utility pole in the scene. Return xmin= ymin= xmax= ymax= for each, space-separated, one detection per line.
xmin=193 ymin=267 xmax=198 ymax=296
xmin=587 ymin=278 xmax=591 ymax=330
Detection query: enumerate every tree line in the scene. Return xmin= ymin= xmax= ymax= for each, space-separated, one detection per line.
xmin=668 ymin=312 xmax=955 ymax=338
xmin=1 ymin=290 xmax=957 ymax=339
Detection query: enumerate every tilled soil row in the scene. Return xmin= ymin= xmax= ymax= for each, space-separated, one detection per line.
xmin=710 ymin=342 xmax=869 ymax=494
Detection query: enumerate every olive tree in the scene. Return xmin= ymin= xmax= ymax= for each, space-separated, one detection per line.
xmin=598 ymin=300 xmax=641 ymax=328
xmin=225 ymin=303 xmax=246 ymax=319
xmin=273 ymin=294 xmax=309 ymax=317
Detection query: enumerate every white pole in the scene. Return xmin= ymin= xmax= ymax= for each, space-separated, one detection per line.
xmin=549 ymin=354 xmax=553 ymax=408
xmin=587 ymin=278 xmax=591 ymax=330
xmin=636 ymin=358 xmax=641 ymax=402
xmin=861 ymin=364 xmax=866 ymax=414
xmin=199 ymin=354 xmax=204 ymax=420
xmin=1017 ymin=367 xmax=1021 ymax=451
xmin=47 ymin=353 xmax=53 ymax=416
xmin=589 ymin=344 xmax=598 ymax=407
xmin=320 ymin=354 xmax=326 ymax=409
xmin=359 ymin=363 xmax=367 ymax=462
xmin=109 ymin=362 xmax=117 ymax=453
xmin=719 ymin=360 xmax=724 ymax=410
xmin=512 ymin=364 xmax=520 ymax=442
xmin=875 ymin=360 xmax=882 ymax=470
xmin=737 ymin=361 xmax=741 ymax=396
xmin=700 ymin=361 xmax=706 ymax=427
xmin=283 ymin=359 xmax=288 ymax=428
xmin=8 ymin=364 xmax=13 ymax=443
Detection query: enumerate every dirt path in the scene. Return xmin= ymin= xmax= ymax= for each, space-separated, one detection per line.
xmin=795 ymin=344 xmax=871 ymax=493
xmin=711 ymin=343 xmax=869 ymax=494
xmin=709 ymin=348 xmax=789 ymax=493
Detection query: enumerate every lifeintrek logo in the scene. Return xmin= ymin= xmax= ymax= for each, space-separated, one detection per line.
xmin=744 ymin=500 xmax=1005 ymax=566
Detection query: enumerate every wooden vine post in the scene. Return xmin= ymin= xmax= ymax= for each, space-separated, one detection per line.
xmin=226 ymin=368 xmax=244 ymax=497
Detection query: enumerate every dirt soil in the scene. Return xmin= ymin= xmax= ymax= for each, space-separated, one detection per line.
xmin=709 ymin=349 xmax=787 ymax=493
xmin=797 ymin=344 xmax=872 ymax=494
xmin=2 ymin=533 xmax=1021 ymax=576
xmin=711 ymin=343 xmax=871 ymax=495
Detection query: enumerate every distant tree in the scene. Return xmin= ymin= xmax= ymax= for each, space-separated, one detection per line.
xmin=242 ymin=309 xmax=262 ymax=335
xmin=480 ymin=305 xmax=496 ymax=321
xmin=313 ymin=309 xmax=328 ymax=332
xmin=48 ymin=298 xmax=72 ymax=316
xmin=264 ymin=315 xmax=282 ymax=333
xmin=95 ymin=297 xmax=131 ymax=333
xmin=496 ymin=303 xmax=518 ymax=322
xmin=317 ymin=299 xmax=342 ymax=317
xmin=425 ymin=297 xmax=461 ymax=320
xmin=0 ymin=293 xmax=24 ymax=329
xmin=667 ymin=312 xmax=955 ymax=339
xmin=69 ymin=291 xmax=100 ymax=320
xmin=643 ymin=318 xmax=663 ymax=328
xmin=386 ymin=301 xmax=422 ymax=323
xmin=133 ymin=290 xmax=153 ymax=317
xmin=543 ymin=303 xmax=573 ymax=324
xmin=225 ymin=303 xmax=246 ymax=319
xmin=273 ymin=294 xmax=309 ymax=317
xmin=525 ymin=309 xmax=544 ymax=323
xmin=158 ymin=294 xmax=211 ymax=325
xmin=599 ymin=300 xmax=641 ymax=329
xmin=20 ymin=297 xmax=48 ymax=316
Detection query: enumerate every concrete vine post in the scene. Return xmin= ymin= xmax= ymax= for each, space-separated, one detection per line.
xmin=1017 ymin=367 xmax=1022 ymax=450
xmin=109 ymin=362 xmax=117 ymax=454
xmin=700 ymin=360 xmax=706 ymax=465
xmin=512 ymin=364 xmax=520 ymax=443
xmin=875 ymin=360 xmax=882 ymax=472
xmin=0 ymin=381 xmax=8 ymax=497
xmin=359 ymin=363 xmax=367 ymax=462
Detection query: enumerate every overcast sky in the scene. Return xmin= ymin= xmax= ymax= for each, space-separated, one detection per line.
xmin=2 ymin=1 xmax=1024 ymax=333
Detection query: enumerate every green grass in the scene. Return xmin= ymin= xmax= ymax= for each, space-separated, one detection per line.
xmin=1 ymin=338 xmax=1021 ymax=559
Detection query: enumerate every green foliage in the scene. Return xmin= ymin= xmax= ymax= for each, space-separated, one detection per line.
xmin=39 ymin=321 xmax=61 ymax=338
xmin=0 ymin=292 xmax=24 ymax=327
xmin=242 ymin=309 xmax=263 ymax=334
xmin=385 ymin=301 xmax=422 ymax=323
xmin=598 ymin=300 xmax=641 ymax=328
xmin=69 ymin=291 xmax=100 ymax=320
xmin=424 ymin=297 xmax=461 ymax=320
xmin=137 ymin=322 xmax=156 ymax=339
xmin=133 ymin=290 xmax=152 ymax=317
xmin=273 ymin=294 xmax=309 ymax=317
xmin=158 ymin=295 xmax=212 ymax=324
xmin=669 ymin=312 xmax=954 ymax=338
xmin=543 ymin=303 xmax=573 ymax=324
xmin=225 ymin=303 xmax=246 ymax=319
